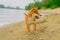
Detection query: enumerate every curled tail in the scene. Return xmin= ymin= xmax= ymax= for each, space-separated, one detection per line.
xmin=24 ymin=13 xmax=28 ymax=16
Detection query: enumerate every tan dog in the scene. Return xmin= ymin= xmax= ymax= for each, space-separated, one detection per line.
xmin=24 ymin=8 xmax=41 ymax=33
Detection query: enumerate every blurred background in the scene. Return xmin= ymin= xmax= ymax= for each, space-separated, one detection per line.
xmin=0 ymin=0 xmax=60 ymax=26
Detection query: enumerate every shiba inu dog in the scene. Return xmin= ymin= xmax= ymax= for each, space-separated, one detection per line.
xmin=24 ymin=8 xmax=41 ymax=33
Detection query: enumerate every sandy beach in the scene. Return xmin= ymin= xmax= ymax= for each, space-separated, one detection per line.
xmin=0 ymin=8 xmax=60 ymax=40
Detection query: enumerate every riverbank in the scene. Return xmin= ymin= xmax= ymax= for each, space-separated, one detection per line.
xmin=0 ymin=8 xmax=60 ymax=40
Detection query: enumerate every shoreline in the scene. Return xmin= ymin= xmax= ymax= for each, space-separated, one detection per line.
xmin=0 ymin=8 xmax=60 ymax=40
xmin=0 ymin=20 xmax=25 ymax=29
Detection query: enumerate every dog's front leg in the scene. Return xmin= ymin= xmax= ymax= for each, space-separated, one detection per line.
xmin=33 ymin=18 xmax=37 ymax=32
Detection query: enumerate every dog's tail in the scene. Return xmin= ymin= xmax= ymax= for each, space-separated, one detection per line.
xmin=24 ymin=13 xmax=27 ymax=16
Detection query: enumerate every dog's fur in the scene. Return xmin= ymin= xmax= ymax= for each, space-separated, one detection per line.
xmin=24 ymin=8 xmax=41 ymax=33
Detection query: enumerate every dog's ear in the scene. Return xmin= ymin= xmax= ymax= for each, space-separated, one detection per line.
xmin=24 ymin=13 xmax=27 ymax=16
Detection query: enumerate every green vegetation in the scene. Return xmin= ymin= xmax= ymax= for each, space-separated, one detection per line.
xmin=25 ymin=2 xmax=41 ymax=10
xmin=25 ymin=0 xmax=60 ymax=10
xmin=42 ymin=0 xmax=60 ymax=9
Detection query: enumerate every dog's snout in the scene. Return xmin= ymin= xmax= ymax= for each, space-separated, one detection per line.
xmin=35 ymin=16 xmax=39 ymax=19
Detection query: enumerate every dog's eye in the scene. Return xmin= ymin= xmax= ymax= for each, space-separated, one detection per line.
xmin=35 ymin=16 xmax=39 ymax=19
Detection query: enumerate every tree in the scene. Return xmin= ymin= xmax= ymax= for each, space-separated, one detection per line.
xmin=25 ymin=2 xmax=41 ymax=10
xmin=42 ymin=0 xmax=60 ymax=9
xmin=0 ymin=4 xmax=5 ymax=8
xmin=25 ymin=0 xmax=60 ymax=10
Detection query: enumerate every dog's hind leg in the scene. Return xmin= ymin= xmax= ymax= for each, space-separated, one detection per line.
xmin=27 ymin=23 xmax=30 ymax=33
xmin=25 ymin=16 xmax=31 ymax=33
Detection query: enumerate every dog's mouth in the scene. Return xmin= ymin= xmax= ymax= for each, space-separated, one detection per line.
xmin=35 ymin=16 xmax=39 ymax=19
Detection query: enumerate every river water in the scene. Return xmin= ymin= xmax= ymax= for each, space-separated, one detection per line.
xmin=0 ymin=8 xmax=51 ymax=27
xmin=0 ymin=8 xmax=26 ymax=26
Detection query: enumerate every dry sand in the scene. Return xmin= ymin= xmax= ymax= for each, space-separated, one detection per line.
xmin=40 ymin=8 xmax=60 ymax=14
xmin=0 ymin=8 xmax=60 ymax=40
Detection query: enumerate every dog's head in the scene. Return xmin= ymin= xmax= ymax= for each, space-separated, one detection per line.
xmin=30 ymin=8 xmax=41 ymax=19
xmin=30 ymin=8 xmax=41 ymax=16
